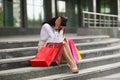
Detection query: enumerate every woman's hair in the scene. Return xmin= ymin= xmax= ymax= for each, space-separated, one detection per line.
xmin=61 ymin=17 xmax=68 ymax=26
xmin=42 ymin=16 xmax=67 ymax=27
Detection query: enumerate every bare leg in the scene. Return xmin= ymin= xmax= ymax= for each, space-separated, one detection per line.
xmin=64 ymin=40 xmax=75 ymax=62
xmin=62 ymin=40 xmax=79 ymax=73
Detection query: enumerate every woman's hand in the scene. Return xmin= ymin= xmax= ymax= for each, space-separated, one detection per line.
xmin=61 ymin=26 xmax=65 ymax=30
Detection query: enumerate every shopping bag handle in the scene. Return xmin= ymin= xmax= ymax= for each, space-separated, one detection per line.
xmin=46 ymin=43 xmax=55 ymax=48
xmin=46 ymin=42 xmax=63 ymax=48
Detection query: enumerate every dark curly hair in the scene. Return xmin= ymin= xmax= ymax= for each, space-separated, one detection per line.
xmin=42 ymin=16 xmax=67 ymax=27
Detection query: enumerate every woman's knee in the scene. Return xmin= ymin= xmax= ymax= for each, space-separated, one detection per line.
xmin=63 ymin=40 xmax=68 ymax=46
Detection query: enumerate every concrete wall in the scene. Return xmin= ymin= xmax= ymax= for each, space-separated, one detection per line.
xmin=77 ymin=27 xmax=120 ymax=38
xmin=0 ymin=28 xmax=40 ymax=36
xmin=0 ymin=27 xmax=77 ymax=36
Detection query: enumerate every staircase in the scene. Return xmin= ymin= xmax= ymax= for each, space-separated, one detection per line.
xmin=0 ymin=35 xmax=120 ymax=80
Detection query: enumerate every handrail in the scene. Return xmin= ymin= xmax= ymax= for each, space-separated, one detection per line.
xmin=83 ymin=11 xmax=120 ymax=27
xmin=83 ymin=11 xmax=118 ymax=17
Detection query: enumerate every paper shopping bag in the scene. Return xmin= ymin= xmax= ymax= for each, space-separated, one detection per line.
xmin=46 ymin=42 xmax=63 ymax=66
xmin=75 ymin=46 xmax=82 ymax=60
xmin=30 ymin=47 xmax=59 ymax=67
xmin=68 ymin=39 xmax=79 ymax=62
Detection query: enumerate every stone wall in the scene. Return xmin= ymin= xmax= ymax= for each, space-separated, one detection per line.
xmin=0 ymin=27 xmax=77 ymax=36
xmin=77 ymin=27 xmax=120 ymax=38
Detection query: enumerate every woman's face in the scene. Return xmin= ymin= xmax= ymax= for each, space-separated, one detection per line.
xmin=55 ymin=17 xmax=66 ymax=30
xmin=55 ymin=17 xmax=62 ymax=29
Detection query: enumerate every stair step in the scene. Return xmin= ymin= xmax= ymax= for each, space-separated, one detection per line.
xmin=76 ymin=38 xmax=120 ymax=50
xmin=0 ymin=35 xmax=109 ymax=43
xmin=81 ymin=45 xmax=120 ymax=59
xmin=0 ymin=51 xmax=120 ymax=71
xmin=0 ymin=41 xmax=38 ymax=49
xmin=89 ymin=78 xmax=120 ymax=80
xmin=79 ymin=53 xmax=120 ymax=69
xmin=0 ymin=65 xmax=69 ymax=80
xmin=0 ymin=35 xmax=109 ymax=49
xmin=1 ymin=35 xmax=120 ymax=80
xmin=68 ymin=35 xmax=109 ymax=43
xmin=0 ymin=56 xmax=34 ymax=70
xmin=29 ymin=62 xmax=120 ymax=80
xmin=101 ymin=73 xmax=120 ymax=78
xmin=1 ymin=51 xmax=120 ymax=70
xmin=0 ymin=38 xmax=120 ymax=59
xmin=88 ymin=73 xmax=120 ymax=80
xmin=0 ymin=53 xmax=120 ymax=76
xmin=0 ymin=47 xmax=37 ymax=59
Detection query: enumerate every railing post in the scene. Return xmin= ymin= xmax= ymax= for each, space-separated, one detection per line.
xmin=94 ymin=13 xmax=96 ymax=27
xmin=83 ymin=11 xmax=119 ymax=28
xmin=93 ymin=0 xmax=96 ymax=27
xmin=83 ymin=12 xmax=85 ymax=27
xmin=88 ymin=13 xmax=90 ymax=27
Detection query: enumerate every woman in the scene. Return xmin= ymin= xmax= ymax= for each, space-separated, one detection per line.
xmin=38 ymin=16 xmax=79 ymax=73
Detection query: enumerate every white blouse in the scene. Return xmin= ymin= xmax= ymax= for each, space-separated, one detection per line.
xmin=39 ymin=23 xmax=64 ymax=42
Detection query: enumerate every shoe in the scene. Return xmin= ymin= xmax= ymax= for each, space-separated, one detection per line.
xmin=67 ymin=63 xmax=79 ymax=73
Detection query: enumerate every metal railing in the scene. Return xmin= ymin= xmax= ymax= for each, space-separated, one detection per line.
xmin=83 ymin=11 xmax=120 ymax=27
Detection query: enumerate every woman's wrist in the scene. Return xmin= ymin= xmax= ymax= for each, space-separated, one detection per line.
xmin=55 ymin=29 xmax=59 ymax=31
xmin=54 ymin=28 xmax=59 ymax=31
xmin=54 ymin=26 xmax=59 ymax=31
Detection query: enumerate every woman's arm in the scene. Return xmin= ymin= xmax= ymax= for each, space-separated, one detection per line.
xmin=59 ymin=26 xmax=65 ymax=42
xmin=44 ymin=24 xmax=54 ymax=38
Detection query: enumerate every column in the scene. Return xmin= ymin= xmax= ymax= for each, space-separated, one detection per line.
xmin=117 ymin=0 xmax=120 ymax=26
xmin=3 ymin=0 xmax=13 ymax=27
xmin=20 ymin=0 xmax=28 ymax=28
xmin=93 ymin=0 xmax=96 ymax=27
xmin=66 ymin=0 xmax=77 ymax=27
xmin=77 ymin=0 xmax=83 ymax=27
xmin=93 ymin=0 xmax=96 ymax=13
xmin=43 ymin=0 xmax=52 ymax=21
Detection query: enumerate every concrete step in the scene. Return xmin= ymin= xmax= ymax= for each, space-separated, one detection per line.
xmin=76 ymin=38 xmax=120 ymax=50
xmin=0 ymin=41 xmax=38 ymax=49
xmin=89 ymin=78 xmax=120 ymax=80
xmin=29 ymin=62 xmax=120 ymax=80
xmin=0 ymin=52 xmax=120 ymax=76
xmin=104 ymin=73 xmax=120 ymax=78
xmin=0 ymin=42 xmax=119 ymax=60
xmin=81 ymin=45 xmax=120 ymax=59
xmin=0 ymin=47 xmax=37 ymax=59
xmin=0 ymin=35 xmax=119 ymax=80
xmin=68 ymin=35 xmax=110 ymax=43
xmin=88 ymin=73 xmax=120 ymax=80
xmin=0 ymin=38 xmax=119 ymax=59
xmin=0 ymin=56 xmax=34 ymax=70
xmin=79 ymin=53 xmax=120 ymax=69
xmin=0 ymin=35 xmax=109 ymax=49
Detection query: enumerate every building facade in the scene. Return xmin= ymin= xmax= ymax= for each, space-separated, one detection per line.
xmin=0 ymin=0 xmax=119 ymax=36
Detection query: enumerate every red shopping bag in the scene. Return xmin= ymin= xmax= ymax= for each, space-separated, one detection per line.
xmin=30 ymin=47 xmax=59 ymax=67
xmin=46 ymin=43 xmax=63 ymax=66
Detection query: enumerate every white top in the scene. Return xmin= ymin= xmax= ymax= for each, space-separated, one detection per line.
xmin=39 ymin=23 xmax=64 ymax=42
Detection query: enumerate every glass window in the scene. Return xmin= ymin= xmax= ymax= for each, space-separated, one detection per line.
xmin=27 ymin=0 xmax=44 ymax=28
xmin=0 ymin=0 xmax=3 ymax=27
xmin=57 ymin=0 xmax=66 ymax=16
xmin=13 ymin=0 xmax=21 ymax=27
xmin=100 ymin=0 xmax=111 ymax=14
xmin=51 ymin=0 xmax=56 ymax=17
xmin=82 ymin=0 xmax=89 ymax=11
xmin=4 ymin=0 xmax=21 ymax=27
